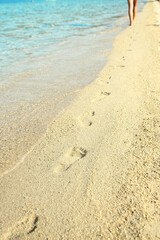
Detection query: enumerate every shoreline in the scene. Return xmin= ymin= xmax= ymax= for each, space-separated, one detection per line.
xmin=1 ymin=1 xmax=160 ymax=239
xmin=0 ymin=22 xmax=125 ymax=179
xmin=0 ymin=2 xmax=146 ymax=179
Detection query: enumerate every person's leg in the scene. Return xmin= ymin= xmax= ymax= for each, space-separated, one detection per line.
xmin=127 ymin=0 xmax=134 ymax=26
xmin=133 ymin=0 xmax=138 ymax=21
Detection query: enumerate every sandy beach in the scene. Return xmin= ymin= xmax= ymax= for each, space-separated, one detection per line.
xmin=0 ymin=1 xmax=160 ymax=239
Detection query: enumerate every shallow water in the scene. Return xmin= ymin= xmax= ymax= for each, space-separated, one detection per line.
xmin=0 ymin=0 xmax=146 ymax=177
xmin=0 ymin=0 xmax=127 ymax=76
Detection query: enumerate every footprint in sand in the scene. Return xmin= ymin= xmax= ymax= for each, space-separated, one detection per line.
xmin=78 ymin=111 xmax=95 ymax=127
xmin=1 ymin=213 xmax=38 ymax=240
xmin=108 ymin=64 xmax=125 ymax=69
xmin=92 ymin=91 xmax=111 ymax=102
xmin=116 ymin=65 xmax=125 ymax=68
xmin=54 ymin=147 xmax=87 ymax=173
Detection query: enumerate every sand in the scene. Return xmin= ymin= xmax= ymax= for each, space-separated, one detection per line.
xmin=0 ymin=1 xmax=160 ymax=239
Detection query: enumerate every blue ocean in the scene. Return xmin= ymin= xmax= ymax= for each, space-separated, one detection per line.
xmin=0 ymin=0 xmax=146 ymax=76
xmin=0 ymin=0 xmax=126 ymax=63
xmin=0 ymin=0 xmax=146 ymax=175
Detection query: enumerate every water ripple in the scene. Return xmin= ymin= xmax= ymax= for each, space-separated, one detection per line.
xmin=0 ymin=0 xmax=128 ymax=76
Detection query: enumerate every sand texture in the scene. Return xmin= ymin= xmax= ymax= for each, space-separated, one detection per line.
xmin=0 ymin=1 xmax=160 ymax=239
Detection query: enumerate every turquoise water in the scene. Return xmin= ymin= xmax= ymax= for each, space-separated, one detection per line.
xmin=0 ymin=0 xmax=146 ymax=84
xmin=0 ymin=0 xmax=146 ymax=176
xmin=0 ymin=0 xmax=128 ymax=76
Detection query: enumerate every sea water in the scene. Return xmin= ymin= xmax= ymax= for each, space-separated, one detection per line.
xmin=0 ymin=0 xmax=146 ymax=176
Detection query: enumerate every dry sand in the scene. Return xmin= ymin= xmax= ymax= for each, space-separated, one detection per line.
xmin=0 ymin=1 xmax=160 ymax=239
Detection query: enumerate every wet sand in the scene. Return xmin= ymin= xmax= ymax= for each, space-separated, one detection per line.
xmin=0 ymin=26 xmax=120 ymax=178
xmin=0 ymin=1 xmax=160 ymax=239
